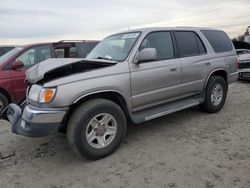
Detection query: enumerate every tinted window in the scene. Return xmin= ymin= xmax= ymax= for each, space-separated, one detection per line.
xmin=201 ymin=30 xmax=233 ymax=53
xmin=175 ymin=31 xmax=200 ymax=57
xmin=196 ymin=36 xmax=206 ymax=54
xmin=55 ymin=47 xmax=76 ymax=58
xmin=69 ymin=47 xmax=77 ymax=58
xmin=139 ymin=31 xmax=174 ymax=60
xmin=55 ymin=48 xmax=65 ymax=58
xmin=76 ymin=42 xmax=99 ymax=58
xmin=37 ymin=45 xmax=52 ymax=62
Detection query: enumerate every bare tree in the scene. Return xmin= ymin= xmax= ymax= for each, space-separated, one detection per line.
xmin=233 ymin=26 xmax=249 ymax=41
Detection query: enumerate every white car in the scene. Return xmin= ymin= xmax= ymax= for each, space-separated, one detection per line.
xmin=237 ymin=49 xmax=250 ymax=80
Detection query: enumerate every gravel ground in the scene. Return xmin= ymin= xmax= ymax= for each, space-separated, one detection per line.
xmin=0 ymin=82 xmax=249 ymax=188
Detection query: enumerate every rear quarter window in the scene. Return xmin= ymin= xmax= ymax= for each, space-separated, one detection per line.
xmin=201 ymin=30 xmax=233 ymax=53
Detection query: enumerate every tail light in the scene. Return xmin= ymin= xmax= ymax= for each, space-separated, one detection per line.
xmin=236 ymin=56 xmax=240 ymax=69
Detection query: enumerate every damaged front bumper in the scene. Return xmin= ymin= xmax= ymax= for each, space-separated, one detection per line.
xmin=7 ymin=103 xmax=67 ymax=137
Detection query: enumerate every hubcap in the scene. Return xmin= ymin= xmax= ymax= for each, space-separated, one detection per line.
xmin=85 ymin=113 xmax=117 ymax=149
xmin=211 ymin=83 xmax=223 ymax=106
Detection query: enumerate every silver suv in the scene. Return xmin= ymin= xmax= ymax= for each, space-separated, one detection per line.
xmin=7 ymin=27 xmax=238 ymax=160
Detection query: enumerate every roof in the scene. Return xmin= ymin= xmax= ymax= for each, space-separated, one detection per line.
xmin=115 ymin=26 xmax=221 ymax=35
xmin=23 ymin=40 xmax=100 ymax=48
xmin=0 ymin=45 xmax=20 ymax=47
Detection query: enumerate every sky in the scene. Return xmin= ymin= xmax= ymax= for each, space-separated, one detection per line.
xmin=0 ymin=0 xmax=249 ymax=45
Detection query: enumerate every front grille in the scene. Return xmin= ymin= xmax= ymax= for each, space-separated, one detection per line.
xmin=239 ymin=61 xmax=250 ymax=69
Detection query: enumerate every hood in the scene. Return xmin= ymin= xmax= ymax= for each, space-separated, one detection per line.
xmin=26 ymin=58 xmax=117 ymax=84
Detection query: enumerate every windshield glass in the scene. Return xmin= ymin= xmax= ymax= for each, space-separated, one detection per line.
xmin=0 ymin=47 xmax=23 ymax=65
xmin=87 ymin=32 xmax=140 ymax=62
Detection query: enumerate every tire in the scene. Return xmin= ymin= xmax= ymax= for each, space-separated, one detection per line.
xmin=67 ymin=99 xmax=127 ymax=160
xmin=200 ymin=75 xmax=227 ymax=113
xmin=0 ymin=93 xmax=8 ymax=112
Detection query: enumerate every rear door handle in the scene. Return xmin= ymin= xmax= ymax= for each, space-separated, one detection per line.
xmin=206 ymin=62 xmax=211 ymax=65
xmin=170 ymin=66 xmax=177 ymax=71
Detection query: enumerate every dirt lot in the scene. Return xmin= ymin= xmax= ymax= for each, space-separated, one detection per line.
xmin=0 ymin=82 xmax=249 ymax=188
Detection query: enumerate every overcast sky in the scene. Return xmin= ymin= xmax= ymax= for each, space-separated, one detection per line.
xmin=0 ymin=0 xmax=249 ymax=45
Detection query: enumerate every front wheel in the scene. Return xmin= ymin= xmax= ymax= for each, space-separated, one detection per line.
xmin=67 ymin=99 xmax=127 ymax=160
xmin=200 ymin=75 xmax=228 ymax=113
xmin=0 ymin=93 xmax=8 ymax=112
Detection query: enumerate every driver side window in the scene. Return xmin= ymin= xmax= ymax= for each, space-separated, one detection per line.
xmin=139 ymin=31 xmax=175 ymax=61
xmin=16 ymin=48 xmax=35 ymax=67
xmin=15 ymin=45 xmax=52 ymax=68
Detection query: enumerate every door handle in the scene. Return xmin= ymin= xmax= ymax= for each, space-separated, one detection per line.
xmin=170 ymin=66 xmax=177 ymax=71
xmin=206 ymin=62 xmax=211 ymax=65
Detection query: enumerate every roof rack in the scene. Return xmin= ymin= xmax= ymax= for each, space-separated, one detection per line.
xmin=56 ymin=40 xmax=99 ymax=43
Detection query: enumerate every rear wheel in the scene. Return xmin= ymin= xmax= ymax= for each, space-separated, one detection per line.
xmin=67 ymin=99 xmax=127 ymax=160
xmin=200 ymin=75 xmax=227 ymax=113
xmin=0 ymin=93 xmax=8 ymax=112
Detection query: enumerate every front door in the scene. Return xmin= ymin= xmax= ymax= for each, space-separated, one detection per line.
xmin=129 ymin=31 xmax=181 ymax=110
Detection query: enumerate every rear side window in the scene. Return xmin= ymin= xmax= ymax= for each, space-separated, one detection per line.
xmin=201 ymin=30 xmax=233 ymax=53
xmin=76 ymin=42 xmax=98 ymax=58
xmin=175 ymin=31 xmax=206 ymax=57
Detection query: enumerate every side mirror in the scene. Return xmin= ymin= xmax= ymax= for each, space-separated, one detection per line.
xmin=12 ymin=60 xmax=24 ymax=70
xmin=135 ymin=48 xmax=157 ymax=63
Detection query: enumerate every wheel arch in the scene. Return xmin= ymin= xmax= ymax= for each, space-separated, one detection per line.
xmin=204 ymin=69 xmax=228 ymax=89
xmin=200 ymin=69 xmax=228 ymax=102
xmin=60 ymin=90 xmax=131 ymax=133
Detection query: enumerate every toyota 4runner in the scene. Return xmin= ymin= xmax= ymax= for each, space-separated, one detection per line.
xmin=6 ymin=27 xmax=238 ymax=160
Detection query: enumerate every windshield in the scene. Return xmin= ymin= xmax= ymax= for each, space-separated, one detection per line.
xmin=87 ymin=32 xmax=140 ymax=62
xmin=0 ymin=47 xmax=23 ymax=65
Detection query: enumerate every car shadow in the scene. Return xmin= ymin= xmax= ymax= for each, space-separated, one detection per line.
xmin=2 ymin=106 xmax=207 ymax=166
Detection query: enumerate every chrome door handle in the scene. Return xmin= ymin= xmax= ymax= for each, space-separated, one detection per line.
xmin=170 ymin=66 xmax=177 ymax=71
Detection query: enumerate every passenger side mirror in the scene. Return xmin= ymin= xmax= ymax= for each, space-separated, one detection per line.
xmin=12 ymin=60 xmax=24 ymax=70
xmin=135 ymin=48 xmax=157 ymax=64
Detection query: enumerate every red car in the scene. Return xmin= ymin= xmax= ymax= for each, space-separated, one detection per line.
xmin=0 ymin=40 xmax=99 ymax=111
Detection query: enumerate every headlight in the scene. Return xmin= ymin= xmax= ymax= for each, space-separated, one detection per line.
xmin=29 ymin=85 xmax=42 ymax=102
xmin=28 ymin=85 xmax=57 ymax=103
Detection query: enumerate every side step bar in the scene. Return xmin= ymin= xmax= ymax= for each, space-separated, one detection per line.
xmin=130 ymin=96 xmax=201 ymax=124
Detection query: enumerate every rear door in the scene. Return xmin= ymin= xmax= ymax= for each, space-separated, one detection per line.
xmin=130 ymin=31 xmax=181 ymax=110
xmin=174 ymin=31 xmax=209 ymax=96
xmin=10 ymin=45 xmax=52 ymax=102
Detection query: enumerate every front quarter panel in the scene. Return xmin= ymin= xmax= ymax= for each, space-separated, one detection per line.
xmin=43 ymin=62 xmax=132 ymax=110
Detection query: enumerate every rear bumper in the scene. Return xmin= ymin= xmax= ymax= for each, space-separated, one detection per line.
xmin=228 ymin=71 xmax=239 ymax=84
xmin=7 ymin=103 xmax=67 ymax=137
